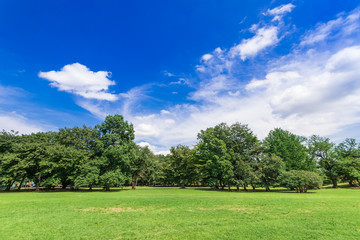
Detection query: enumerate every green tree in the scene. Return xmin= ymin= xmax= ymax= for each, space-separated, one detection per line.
xmin=130 ymin=145 xmax=153 ymax=190
xmin=195 ymin=127 xmax=233 ymax=190
xmin=96 ymin=115 xmax=135 ymax=191
xmin=307 ymin=135 xmax=338 ymax=188
xmin=336 ymin=139 xmax=360 ymax=187
xmin=55 ymin=126 xmax=98 ymax=189
xmin=169 ymin=145 xmax=197 ymax=188
xmin=279 ymin=170 xmax=322 ymax=193
xmin=258 ymin=153 xmax=285 ymax=191
xmin=264 ymin=128 xmax=315 ymax=171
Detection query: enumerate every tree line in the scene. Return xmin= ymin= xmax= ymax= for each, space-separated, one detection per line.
xmin=1 ymin=115 xmax=359 ymax=192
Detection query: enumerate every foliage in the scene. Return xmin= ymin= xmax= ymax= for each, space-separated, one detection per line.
xmin=307 ymin=135 xmax=339 ymax=188
xmin=258 ymin=153 xmax=285 ymax=191
xmin=279 ymin=170 xmax=323 ymax=192
xmin=264 ymin=128 xmax=316 ymax=171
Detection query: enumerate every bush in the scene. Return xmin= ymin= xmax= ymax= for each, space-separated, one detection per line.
xmin=280 ymin=170 xmax=322 ymax=193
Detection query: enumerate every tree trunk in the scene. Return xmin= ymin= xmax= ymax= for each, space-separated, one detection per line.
xmin=252 ymin=185 xmax=256 ymax=190
xmin=243 ymin=185 xmax=247 ymax=191
xmin=331 ymin=178 xmax=337 ymax=188
xmin=5 ymin=180 xmax=14 ymax=191
xmin=349 ymin=180 xmax=359 ymax=187
xmin=36 ymin=175 xmax=41 ymax=192
xmin=131 ymin=175 xmax=136 ymax=190
xmin=266 ymin=186 xmax=270 ymax=192
xmin=236 ymin=185 xmax=240 ymax=191
xmin=17 ymin=176 xmax=26 ymax=191
xmin=105 ymin=186 xmax=110 ymax=191
xmin=228 ymin=185 xmax=231 ymax=191
xmin=89 ymin=185 xmax=92 ymax=191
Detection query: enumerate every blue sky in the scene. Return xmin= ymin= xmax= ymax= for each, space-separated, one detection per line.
xmin=1 ymin=0 xmax=360 ymax=153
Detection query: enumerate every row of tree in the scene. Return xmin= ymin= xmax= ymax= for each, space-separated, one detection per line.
xmin=1 ymin=115 xmax=359 ymax=192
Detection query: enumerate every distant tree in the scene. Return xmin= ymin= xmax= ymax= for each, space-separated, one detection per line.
xmin=264 ymin=128 xmax=315 ymax=171
xmin=18 ymin=132 xmax=57 ymax=192
xmin=195 ymin=127 xmax=233 ymax=190
xmin=279 ymin=170 xmax=322 ymax=193
xmin=169 ymin=145 xmax=197 ymax=188
xmin=57 ymin=126 xmax=100 ymax=190
xmin=307 ymin=135 xmax=338 ymax=188
xmin=336 ymin=139 xmax=360 ymax=187
xmin=130 ymin=145 xmax=153 ymax=190
xmin=258 ymin=153 xmax=285 ymax=191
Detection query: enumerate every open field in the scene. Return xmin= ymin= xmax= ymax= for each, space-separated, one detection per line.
xmin=1 ymin=187 xmax=360 ymax=239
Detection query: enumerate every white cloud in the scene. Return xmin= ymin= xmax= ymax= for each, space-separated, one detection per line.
xmin=163 ymin=70 xmax=175 ymax=77
xmin=230 ymin=26 xmax=279 ymax=60
xmin=39 ymin=63 xmax=118 ymax=101
xmin=0 ymin=112 xmax=45 ymax=134
xmin=266 ymin=3 xmax=295 ymax=21
xmin=137 ymin=141 xmax=170 ymax=155
xmin=300 ymin=7 xmax=360 ymax=46
xmin=201 ymin=53 xmax=213 ymax=62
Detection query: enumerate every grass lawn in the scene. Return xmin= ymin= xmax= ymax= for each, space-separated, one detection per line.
xmin=1 ymin=187 xmax=360 ymax=239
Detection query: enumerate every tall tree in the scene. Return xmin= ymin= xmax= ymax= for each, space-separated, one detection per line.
xmin=96 ymin=115 xmax=135 ymax=191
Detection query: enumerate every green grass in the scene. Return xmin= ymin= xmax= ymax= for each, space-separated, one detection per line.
xmin=1 ymin=187 xmax=360 ymax=239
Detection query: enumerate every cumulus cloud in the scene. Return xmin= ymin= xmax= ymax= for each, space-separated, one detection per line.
xmin=39 ymin=63 xmax=118 ymax=101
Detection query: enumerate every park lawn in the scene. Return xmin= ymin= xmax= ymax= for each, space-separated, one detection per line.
xmin=1 ymin=187 xmax=360 ymax=240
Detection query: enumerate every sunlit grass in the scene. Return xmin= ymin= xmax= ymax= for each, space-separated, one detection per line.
xmin=1 ymin=187 xmax=360 ymax=239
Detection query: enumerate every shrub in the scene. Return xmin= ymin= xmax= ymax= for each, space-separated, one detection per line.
xmin=280 ymin=170 xmax=322 ymax=193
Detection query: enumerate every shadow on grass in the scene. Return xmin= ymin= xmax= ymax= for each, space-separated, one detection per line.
xmin=0 ymin=187 xmax=129 ymax=193
xmin=191 ymin=187 xmax=317 ymax=194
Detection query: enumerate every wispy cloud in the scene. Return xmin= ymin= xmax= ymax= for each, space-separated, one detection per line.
xmin=0 ymin=111 xmax=45 ymax=134
xmin=300 ymin=7 xmax=360 ymax=46
xmin=266 ymin=3 xmax=295 ymax=21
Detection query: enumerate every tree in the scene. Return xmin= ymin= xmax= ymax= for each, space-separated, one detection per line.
xmin=55 ymin=126 xmax=97 ymax=189
xmin=308 ymin=135 xmax=338 ymax=188
xmin=20 ymin=132 xmax=57 ymax=192
xmin=96 ymin=115 xmax=135 ymax=191
xmin=169 ymin=145 xmax=197 ymax=188
xmin=0 ymin=130 xmax=22 ymax=191
xmin=336 ymin=139 xmax=360 ymax=187
xmin=130 ymin=145 xmax=153 ymax=190
xmin=227 ymin=123 xmax=260 ymax=191
xmin=264 ymin=128 xmax=315 ymax=171
xmin=258 ymin=153 xmax=285 ymax=191
xmin=279 ymin=170 xmax=322 ymax=193
xmin=142 ymin=154 xmax=166 ymax=186
xmin=195 ymin=127 xmax=233 ymax=189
